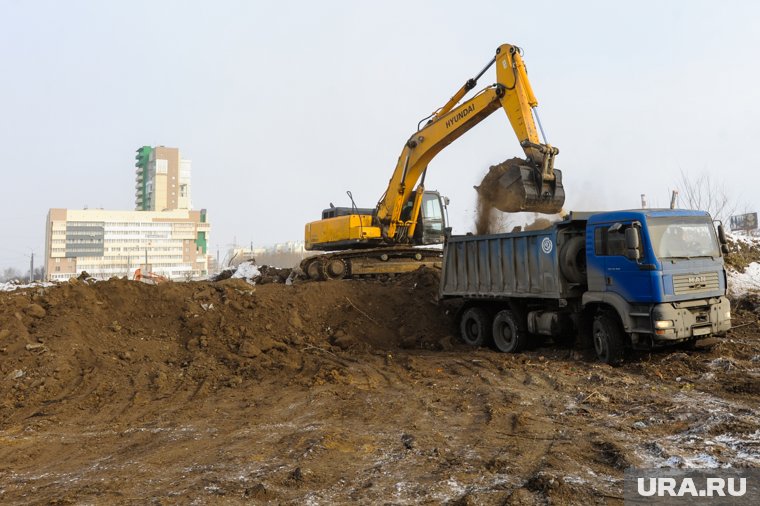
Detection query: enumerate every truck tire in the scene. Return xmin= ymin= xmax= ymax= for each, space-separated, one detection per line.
xmin=559 ymin=235 xmax=586 ymax=284
xmin=492 ymin=310 xmax=528 ymax=353
xmin=592 ymin=312 xmax=626 ymax=365
xmin=459 ymin=307 xmax=491 ymax=347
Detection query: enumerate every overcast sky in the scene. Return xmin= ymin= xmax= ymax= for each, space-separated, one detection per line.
xmin=2 ymin=0 xmax=759 ymax=271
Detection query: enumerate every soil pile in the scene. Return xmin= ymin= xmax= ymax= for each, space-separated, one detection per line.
xmin=0 ymin=270 xmax=758 ymax=504
xmin=0 ymin=268 xmax=451 ymax=422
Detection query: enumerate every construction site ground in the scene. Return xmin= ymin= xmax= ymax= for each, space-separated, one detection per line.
xmin=1 ymin=269 xmax=758 ymax=504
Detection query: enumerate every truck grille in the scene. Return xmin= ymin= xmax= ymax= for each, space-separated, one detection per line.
xmin=672 ymin=272 xmax=720 ymax=295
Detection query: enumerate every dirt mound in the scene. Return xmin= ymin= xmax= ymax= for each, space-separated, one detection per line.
xmin=0 ymin=268 xmax=758 ymax=503
xmin=0 ymin=268 xmax=452 ymax=421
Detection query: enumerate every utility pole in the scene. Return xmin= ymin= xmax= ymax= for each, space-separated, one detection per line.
xmin=670 ymin=190 xmax=679 ymax=209
xmin=29 ymin=252 xmax=34 ymax=283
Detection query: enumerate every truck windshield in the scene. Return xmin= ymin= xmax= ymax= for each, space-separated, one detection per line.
xmin=647 ymin=216 xmax=720 ymax=259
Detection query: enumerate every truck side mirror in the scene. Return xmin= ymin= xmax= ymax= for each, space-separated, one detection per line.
xmin=721 ymin=244 xmax=729 ymax=255
xmin=717 ymin=224 xmax=727 ymax=245
xmin=625 ymin=227 xmax=641 ymax=261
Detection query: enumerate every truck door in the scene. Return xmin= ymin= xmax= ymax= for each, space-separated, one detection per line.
xmin=593 ymin=222 xmax=652 ymax=302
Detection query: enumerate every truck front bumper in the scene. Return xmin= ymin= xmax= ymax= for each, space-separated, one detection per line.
xmin=650 ymin=296 xmax=731 ymax=342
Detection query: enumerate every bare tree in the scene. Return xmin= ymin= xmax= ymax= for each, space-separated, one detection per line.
xmin=675 ymin=169 xmax=740 ymax=224
xmin=0 ymin=267 xmax=22 ymax=283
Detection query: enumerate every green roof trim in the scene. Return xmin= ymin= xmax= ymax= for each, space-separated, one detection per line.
xmin=135 ymin=146 xmax=153 ymax=211
xmin=196 ymin=231 xmax=207 ymax=255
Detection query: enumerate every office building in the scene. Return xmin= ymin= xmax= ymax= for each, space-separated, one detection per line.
xmin=45 ymin=208 xmax=210 ymax=281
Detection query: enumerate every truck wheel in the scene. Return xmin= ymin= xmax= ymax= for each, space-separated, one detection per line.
xmin=492 ymin=310 xmax=527 ymax=353
xmin=592 ymin=312 xmax=626 ymax=365
xmin=459 ymin=307 xmax=491 ymax=347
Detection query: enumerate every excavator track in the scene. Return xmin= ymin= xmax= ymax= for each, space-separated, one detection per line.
xmin=300 ymin=247 xmax=443 ymax=281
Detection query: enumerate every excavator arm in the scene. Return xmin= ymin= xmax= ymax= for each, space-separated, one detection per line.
xmin=376 ymin=43 xmax=562 ymax=241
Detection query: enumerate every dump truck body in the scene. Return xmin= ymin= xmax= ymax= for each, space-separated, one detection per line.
xmin=441 ymin=228 xmax=568 ymax=299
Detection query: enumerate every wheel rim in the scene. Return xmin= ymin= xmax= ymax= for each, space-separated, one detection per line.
xmin=462 ymin=317 xmax=480 ymax=344
xmin=468 ymin=320 xmax=479 ymax=338
xmin=497 ymin=321 xmax=514 ymax=348
xmin=593 ymin=323 xmax=608 ymax=359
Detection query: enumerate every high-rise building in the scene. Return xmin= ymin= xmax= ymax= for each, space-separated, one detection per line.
xmin=44 ymin=208 xmax=210 ymax=281
xmin=135 ymin=146 xmax=192 ymax=211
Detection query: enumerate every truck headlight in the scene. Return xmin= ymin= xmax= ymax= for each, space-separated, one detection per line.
xmin=654 ymin=320 xmax=674 ymax=329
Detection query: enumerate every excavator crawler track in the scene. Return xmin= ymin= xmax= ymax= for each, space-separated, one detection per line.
xmin=300 ymin=247 xmax=443 ymax=281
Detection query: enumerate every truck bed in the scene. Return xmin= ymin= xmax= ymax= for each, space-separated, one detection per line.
xmin=440 ymin=228 xmax=569 ymax=300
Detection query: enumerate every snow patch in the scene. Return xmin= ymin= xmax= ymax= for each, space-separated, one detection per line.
xmin=0 ymin=281 xmax=55 ymax=292
xmin=231 ymin=262 xmax=260 ymax=280
xmin=728 ymin=263 xmax=760 ymax=296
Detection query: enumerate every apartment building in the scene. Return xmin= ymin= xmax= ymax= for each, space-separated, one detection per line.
xmin=135 ymin=146 xmax=192 ymax=211
xmin=45 ymin=208 xmax=210 ymax=281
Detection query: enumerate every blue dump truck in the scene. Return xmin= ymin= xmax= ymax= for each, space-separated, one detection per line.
xmin=440 ymin=209 xmax=732 ymax=364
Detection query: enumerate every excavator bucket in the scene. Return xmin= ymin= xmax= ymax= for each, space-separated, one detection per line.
xmin=476 ymin=159 xmax=565 ymax=215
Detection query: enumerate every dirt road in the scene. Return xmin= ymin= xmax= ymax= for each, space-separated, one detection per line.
xmin=0 ymin=270 xmax=758 ymax=504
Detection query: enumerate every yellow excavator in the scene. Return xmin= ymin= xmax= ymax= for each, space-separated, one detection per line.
xmin=302 ymin=43 xmax=564 ymax=280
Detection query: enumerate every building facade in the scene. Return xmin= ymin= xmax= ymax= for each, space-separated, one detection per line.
xmin=135 ymin=146 xmax=192 ymax=212
xmin=45 ymin=208 xmax=210 ymax=281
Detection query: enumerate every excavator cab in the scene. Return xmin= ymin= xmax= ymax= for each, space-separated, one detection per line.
xmin=399 ymin=190 xmax=447 ymax=245
xmin=416 ymin=191 xmax=447 ymax=245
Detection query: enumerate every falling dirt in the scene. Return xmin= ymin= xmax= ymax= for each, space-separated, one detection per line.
xmin=474 ymin=158 xmax=564 ymax=235
xmin=474 ymin=158 xmax=528 ymax=234
xmin=0 ymin=270 xmax=758 ymax=504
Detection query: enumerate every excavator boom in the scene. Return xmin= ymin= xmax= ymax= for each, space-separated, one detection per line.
xmin=376 ymin=43 xmax=563 ymax=241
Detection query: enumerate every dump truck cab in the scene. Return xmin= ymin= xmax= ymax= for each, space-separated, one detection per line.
xmin=583 ymin=209 xmax=731 ymax=352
